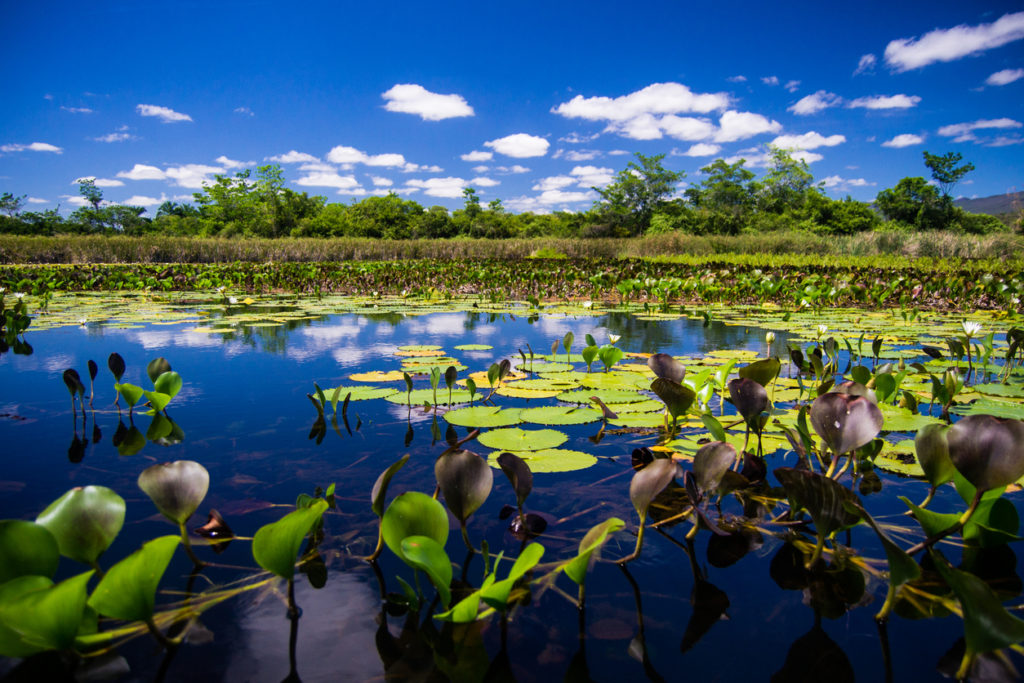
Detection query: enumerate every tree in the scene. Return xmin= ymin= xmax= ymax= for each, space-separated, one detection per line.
xmin=0 ymin=192 xmax=26 ymax=217
xmin=78 ymin=179 xmax=103 ymax=211
xmin=923 ymin=151 xmax=974 ymax=198
xmin=594 ymin=153 xmax=684 ymax=235
xmin=875 ymin=176 xmax=948 ymax=229
xmin=758 ymin=146 xmax=819 ymax=214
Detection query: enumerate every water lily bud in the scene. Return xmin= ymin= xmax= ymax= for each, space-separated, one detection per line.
xmin=765 ymin=332 xmax=776 ymax=345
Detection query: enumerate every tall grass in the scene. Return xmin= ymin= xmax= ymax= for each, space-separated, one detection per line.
xmin=1 ymin=231 xmax=1022 ymax=264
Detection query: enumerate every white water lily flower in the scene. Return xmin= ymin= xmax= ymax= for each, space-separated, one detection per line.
xmin=799 ymin=299 xmax=810 ymax=308
xmin=961 ymin=321 xmax=982 ymax=337
xmin=216 ymin=286 xmax=225 ymax=293
xmin=13 ymin=292 xmax=25 ymax=299
xmin=582 ymin=301 xmax=593 ymax=309
xmin=817 ymin=324 xmax=828 ymax=338
xmin=608 ymin=333 xmax=621 ymax=344
xmin=228 ymin=296 xmax=238 ymax=305
xmin=0 ymin=287 xmax=6 ymax=294
xmin=78 ymin=317 xmax=87 ymax=326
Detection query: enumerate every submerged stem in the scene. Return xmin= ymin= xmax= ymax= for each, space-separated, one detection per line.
xmin=617 ymin=512 xmax=646 ymax=565
xmin=906 ymin=488 xmax=984 ymax=556
xmin=179 ymin=522 xmax=206 ymax=568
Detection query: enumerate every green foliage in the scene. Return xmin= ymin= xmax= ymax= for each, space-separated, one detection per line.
xmin=252 ymin=499 xmax=328 ymax=579
xmin=35 ymin=486 xmax=126 ymax=566
xmin=88 ymin=536 xmax=179 ymax=621
xmin=923 ymin=151 xmax=975 ymax=198
xmin=593 ymin=153 xmax=685 ymax=235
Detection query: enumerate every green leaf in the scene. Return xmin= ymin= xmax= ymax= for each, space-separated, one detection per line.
xmin=845 ymin=501 xmax=920 ymax=592
xmin=480 ymin=542 xmax=545 ymax=611
xmin=0 ymin=571 xmax=93 ymax=655
xmin=929 ymin=549 xmax=1024 ymax=664
xmin=486 ymin=448 xmax=598 ymax=474
xmin=146 ymin=357 xmax=171 ymax=383
xmin=371 ymin=454 xmax=410 ymax=518
xmin=88 ymin=535 xmax=179 ymax=622
xmin=443 ymin=406 xmax=522 ymax=428
xmin=518 ymin=405 xmax=602 ymax=426
xmin=650 ymin=378 xmax=696 ymax=420
xmin=435 ymin=450 xmax=493 ymax=525
xmin=564 ymin=517 xmax=625 ymax=585
xmin=115 ymin=383 xmax=144 ymax=408
xmin=901 ymin=496 xmax=961 ymax=539
xmin=252 ymin=500 xmax=328 ymax=580
xmin=775 ymin=467 xmax=861 ymax=537
xmin=153 ymin=371 xmax=182 ymax=399
xmin=915 ymin=423 xmax=955 ymax=488
xmin=0 ymin=520 xmax=59 ymax=583
xmin=477 ymin=427 xmax=568 ymax=452
xmin=35 ymin=486 xmax=125 ymax=565
xmin=400 ymin=535 xmax=452 ymax=607
xmin=142 ymin=390 xmax=171 ymax=414
xmin=137 ymin=460 xmax=210 ymax=525
xmin=382 ymin=492 xmax=449 ymax=567
xmin=738 ymin=357 xmax=781 ymax=387
xmin=597 ymin=344 xmax=624 ymax=372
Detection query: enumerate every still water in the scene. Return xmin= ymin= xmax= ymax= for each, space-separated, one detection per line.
xmin=0 ymin=303 xmax=1012 ymax=682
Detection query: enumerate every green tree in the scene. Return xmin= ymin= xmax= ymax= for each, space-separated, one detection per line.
xmin=0 ymin=192 xmax=26 ymax=217
xmin=78 ymin=179 xmax=104 ymax=211
xmin=594 ymin=153 xmax=684 ymax=235
xmin=875 ymin=176 xmax=949 ymax=229
xmin=923 ymin=151 xmax=975 ymax=198
xmin=758 ymin=146 xmax=819 ymax=214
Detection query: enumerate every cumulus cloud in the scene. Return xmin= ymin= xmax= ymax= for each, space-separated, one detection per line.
xmin=295 ymin=171 xmax=360 ymax=190
xmin=761 ymin=76 xmax=779 ymax=86
xmin=73 ymin=176 xmax=124 ymax=187
xmin=791 ymin=151 xmax=823 ymax=164
xmin=661 ymin=115 xmax=717 ymax=141
xmin=678 ymin=143 xmax=721 ymax=157
xmin=470 ymin=176 xmax=499 ymax=187
xmin=553 ymin=149 xmax=601 ymax=161
xmin=495 ymin=165 xmax=530 ymax=174
xmin=460 ymin=150 xmax=493 ymax=162
xmin=116 ymin=163 xmax=224 ymax=188
xmin=404 ymin=177 xmax=471 ymax=198
xmin=120 ymin=194 xmax=167 ymax=208
xmin=532 ymin=176 xmax=576 ymax=192
xmin=116 ymin=164 xmax=167 ymax=181
xmin=848 ymin=94 xmax=921 ymax=109
xmin=299 ymin=162 xmax=335 ymax=172
xmin=1 ymin=142 xmax=63 ymax=154
xmin=784 ymin=80 xmax=801 ymax=93
xmin=93 ymin=132 xmax=137 ymax=143
xmin=136 ymin=104 xmax=192 ymax=123
xmin=26 ymin=197 xmax=48 ymax=204
xmin=369 ymin=175 xmax=393 ymax=187
xmin=986 ymin=68 xmax=1024 ymax=86
xmin=558 ymin=132 xmax=599 ymax=143
xmin=483 ymin=133 xmax=549 ymax=158
xmin=269 ymin=150 xmax=320 ymax=164
xmin=570 ymin=165 xmax=614 ymax=187
xmin=884 ymin=11 xmax=1024 ymax=71
xmin=381 ymin=84 xmax=474 ymax=121
xmin=937 ymin=117 xmax=1022 ymax=143
xmin=788 ymin=90 xmax=842 ymax=115
xmin=821 ymin=175 xmax=875 ymax=190
xmin=770 ymin=131 xmax=846 ymax=150
xmin=882 ymin=134 xmax=925 ymax=148
xmin=504 ymin=188 xmax=595 ymax=212
xmin=714 ymin=111 xmax=781 ymax=142
xmin=325 ymin=145 xmax=436 ymax=172
xmin=854 ymin=54 xmax=877 ymax=75
xmin=215 ymin=155 xmax=252 ymax=169
xmin=61 ymin=106 xmax=92 ymax=114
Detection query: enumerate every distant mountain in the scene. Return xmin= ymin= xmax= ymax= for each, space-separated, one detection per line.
xmin=954 ymin=191 xmax=1024 ymax=216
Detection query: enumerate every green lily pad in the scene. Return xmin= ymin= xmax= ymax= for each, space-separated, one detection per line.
xmin=952 ymin=400 xmax=1024 ymax=420
xmin=326 ymin=385 xmax=398 ymax=401
xmin=385 ymin=388 xmax=475 ymax=406
xmin=609 ymin=412 xmax=668 ymax=428
xmin=477 ymin=428 xmax=568 ymax=452
xmin=519 ymin=405 xmax=603 ymax=426
xmin=879 ymin=406 xmax=945 ymax=432
xmin=454 ymin=344 xmax=493 ymax=351
xmin=556 ymin=389 xmax=649 ymax=404
xmin=487 ymin=448 xmax=598 ymax=473
xmin=443 ymin=406 xmax=523 ymax=428
xmin=973 ymin=383 xmax=1024 ymax=399
xmin=580 ymin=373 xmax=647 ymax=390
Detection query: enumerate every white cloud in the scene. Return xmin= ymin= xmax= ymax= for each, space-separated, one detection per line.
xmin=788 ymin=90 xmax=842 ymax=115
xmin=472 ymin=165 xmax=489 ymax=173
xmin=761 ymin=76 xmax=779 ymax=86
xmin=553 ymin=149 xmax=601 ymax=161
xmin=937 ymin=118 xmax=1022 ymax=142
xmin=234 ymin=107 xmax=255 ymax=116
xmin=326 ymin=145 xmax=424 ymax=170
xmin=571 ymin=165 xmax=614 ymax=187
xmin=882 ymin=134 xmax=925 ymax=148
xmin=791 ymin=151 xmax=823 ymax=164
xmin=986 ymin=68 xmax=1024 ymax=86
xmin=484 ymin=133 xmax=549 ymax=158
xmin=412 ymin=164 xmax=443 ymax=173
xmin=381 ymin=84 xmax=474 ymax=121
xmin=215 ymin=155 xmax=252 ymax=169
xmin=299 ymin=162 xmax=336 ymax=172
xmin=504 ymin=188 xmax=595 ymax=212
xmin=64 ymin=196 xmax=90 ymax=207
xmin=558 ymin=132 xmax=599 ymax=143
xmin=269 ymin=150 xmax=320 ymax=164
xmin=770 ymin=131 xmax=846 ymax=150
xmin=116 ymin=164 xmax=167 ymax=181
xmin=1 ymin=142 xmax=63 ymax=154
xmin=679 ymin=143 xmax=721 ymax=157
xmin=854 ymin=53 xmax=877 ymax=75
xmin=726 ymin=75 xmax=747 ymax=83
xmin=404 ymin=177 xmax=470 ymax=198
xmin=884 ymin=11 xmax=1024 ymax=71
xmin=73 ymin=176 xmax=124 ymax=187
xmin=369 ymin=175 xmax=393 ymax=187
xmin=164 ymin=164 xmax=225 ymax=188
xmin=470 ymin=176 xmax=499 ymax=187
xmin=714 ymin=111 xmax=781 ymax=142
xmin=532 ymin=176 xmax=576 ymax=192
xmin=93 ymin=132 xmax=136 ymax=143
xmin=26 ymin=197 xmax=47 ymax=204
xmin=136 ymin=104 xmax=192 ymax=123
xmin=460 ymin=150 xmax=493 ymax=162
xmin=821 ymin=175 xmax=874 ymax=189
xmin=495 ymin=165 xmax=530 ymax=174
xmin=987 ymin=135 xmax=1024 ymax=147
xmin=121 ymin=194 xmax=167 ymax=207
xmin=61 ymin=106 xmax=92 ymax=114
xmin=552 ymin=82 xmax=730 ymax=125
xmin=784 ymin=80 xmax=801 ymax=93
xmin=661 ymin=115 xmax=716 ymax=141
xmin=364 ymin=153 xmax=406 ymax=167
xmin=295 ymin=172 xmax=360 ymax=190
xmin=848 ymin=94 xmax=921 ymax=109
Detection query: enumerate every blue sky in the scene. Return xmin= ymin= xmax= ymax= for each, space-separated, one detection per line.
xmin=3 ymin=1 xmax=1023 ymax=215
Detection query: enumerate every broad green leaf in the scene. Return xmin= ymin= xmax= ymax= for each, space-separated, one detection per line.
xmin=497 ymin=451 xmax=532 ymax=509
xmin=0 ymin=571 xmax=92 ymax=655
xmin=650 ymin=378 xmax=696 ymax=420
xmin=487 ymin=448 xmax=597 ymax=474
xmin=480 ymin=542 xmax=544 ymax=610
xmin=564 ymin=517 xmax=625 ymax=585
xmin=518 ymin=405 xmax=602 ymax=426
xmin=775 ymin=467 xmax=861 ymax=537
xmin=115 ymin=383 xmax=144 ymax=408
xmin=598 ymin=344 xmax=624 ymax=372
xmin=738 ymin=357 xmax=781 ymax=387
xmin=142 ymin=390 xmax=171 ymax=414
xmin=382 ymin=492 xmax=449 ymax=567
xmin=443 ymin=406 xmax=523 ymax=428
xmin=400 ymin=535 xmax=452 ymax=607
xmin=36 ymin=486 xmax=125 ymax=565
xmin=252 ymin=500 xmax=328 ymax=580
xmin=477 ymin=427 xmax=568 ymax=452
xmin=946 ymin=414 xmax=1024 ymax=492
xmin=0 ymin=521 xmax=59 ymax=583
xmin=915 ymin=423 xmax=955 ymax=488
xmin=88 ymin=535 xmax=179 ymax=621
xmin=693 ymin=442 xmax=737 ymax=494
xmin=153 ymin=371 xmax=182 ymax=399
xmin=146 ymin=357 xmax=171 ymax=383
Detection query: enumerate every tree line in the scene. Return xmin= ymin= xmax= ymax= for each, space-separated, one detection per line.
xmin=0 ymin=148 xmax=1014 ymax=239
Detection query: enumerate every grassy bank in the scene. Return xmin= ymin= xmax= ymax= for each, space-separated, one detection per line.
xmin=1 ymin=230 xmax=1022 ymax=264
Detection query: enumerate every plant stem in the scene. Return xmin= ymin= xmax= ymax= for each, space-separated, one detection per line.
xmin=618 ymin=513 xmax=646 ymax=565
xmin=906 ymin=488 xmax=984 ymax=555
xmin=364 ymin=520 xmax=384 ymax=562
xmin=460 ymin=523 xmax=475 ymax=553
xmin=145 ymin=616 xmax=173 ymax=649
xmin=179 ymin=522 xmax=206 ymax=568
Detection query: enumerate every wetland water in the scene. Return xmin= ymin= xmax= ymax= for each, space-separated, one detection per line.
xmin=0 ymin=294 xmax=1021 ymax=681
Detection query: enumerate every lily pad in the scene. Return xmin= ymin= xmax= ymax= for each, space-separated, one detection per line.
xmin=879 ymin=406 xmax=945 ymax=432
xmin=556 ymin=389 xmax=649 ymax=404
xmin=454 ymin=344 xmax=493 ymax=351
xmin=384 ymin=389 xmax=475 ymax=406
xmin=519 ymin=406 xmax=603 ymax=426
xmin=349 ymin=370 xmax=407 ymax=382
xmin=326 ymin=385 xmax=398 ymax=401
xmin=443 ymin=406 xmax=523 ymax=428
xmin=487 ymin=448 xmax=598 ymax=473
xmin=477 ymin=428 xmax=568 ymax=452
